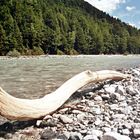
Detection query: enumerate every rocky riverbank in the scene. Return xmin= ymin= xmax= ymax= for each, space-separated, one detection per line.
xmin=0 ymin=67 xmax=140 ymax=140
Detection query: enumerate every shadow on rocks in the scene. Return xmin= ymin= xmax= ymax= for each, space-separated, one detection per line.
xmin=69 ymin=80 xmax=115 ymax=101
xmin=0 ymin=120 xmax=36 ymax=137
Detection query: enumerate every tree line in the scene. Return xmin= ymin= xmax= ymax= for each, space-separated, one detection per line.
xmin=0 ymin=0 xmax=140 ymax=56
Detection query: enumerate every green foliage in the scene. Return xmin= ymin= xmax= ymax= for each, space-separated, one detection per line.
xmin=57 ymin=49 xmax=65 ymax=55
xmin=6 ymin=49 xmax=21 ymax=57
xmin=0 ymin=0 xmax=140 ymax=55
xmin=32 ymin=47 xmax=44 ymax=55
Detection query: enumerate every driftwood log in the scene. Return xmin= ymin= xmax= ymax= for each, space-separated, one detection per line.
xmin=0 ymin=70 xmax=128 ymax=121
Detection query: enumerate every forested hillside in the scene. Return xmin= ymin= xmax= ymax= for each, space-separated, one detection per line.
xmin=0 ymin=0 xmax=140 ymax=55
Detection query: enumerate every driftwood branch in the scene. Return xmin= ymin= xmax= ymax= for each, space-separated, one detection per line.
xmin=0 ymin=70 xmax=128 ymax=121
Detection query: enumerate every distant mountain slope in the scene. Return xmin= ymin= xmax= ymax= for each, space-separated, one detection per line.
xmin=0 ymin=0 xmax=140 ymax=55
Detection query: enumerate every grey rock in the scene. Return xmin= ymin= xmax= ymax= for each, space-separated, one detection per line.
xmin=83 ymin=135 xmax=99 ymax=140
xmin=40 ymin=118 xmax=57 ymax=127
xmin=116 ymin=85 xmax=125 ymax=95
xmin=77 ymin=113 xmax=86 ymax=121
xmin=135 ymin=89 xmax=140 ymax=95
xmin=133 ymin=129 xmax=140 ymax=138
xmin=94 ymin=96 xmax=102 ymax=102
xmin=4 ymin=133 xmax=13 ymax=139
xmin=120 ymin=106 xmax=133 ymax=115
xmin=112 ymin=114 xmax=126 ymax=120
xmin=91 ymin=107 xmax=102 ymax=115
xmin=109 ymin=104 xmax=119 ymax=111
xmin=59 ymin=115 xmax=73 ymax=124
xmin=113 ymin=92 xmax=125 ymax=101
xmin=120 ymin=101 xmax=128 ymax=108
xmin=104 ymin=85 xmax=116 ymax=94
xmin=123 ymin=123 xmax=132 ymax=129
xmin=88 ymin=100 xmax=95 ymax=107
xmin=132 ymin=69 xmax=140 ymax=76
xmin=69 ymin=132 xmax=82 ymax=140
xmin=87 ymin=92 xmax=94 ymax=96
xmin=102 ymin=132 xmax=131 ymax=140
xmin=63 ymin=131 xmax=70 ymax=139
xmin=122 ymin=129 xmax=130 ymax=135
xmin=36 ymin=120 xmax=42 ymax=127
xmin=110 ymin=93 xmax=117 ymax=101
xmin=40 ymin=129 xmax=58 ymax=140
xmin=72 ymin=110 xmax=83 ymax=114
xmin=126 ymin=86 xmax=137 ymax=96
xmin=90 ymin=129 xmax=103 ymax=137
xmin=101 ymin=94 xmax=110 ymax=100
xmin=134 ymin=118 xmax=140 ymax=123
xmin=94 ymin=118 xmax=102 ymax=126
xmin=80 ymin=130 xmax=88 ymax=135
xmin=102 ymin=127 xmax=111 ymax=133
xmin=43 ymin=115 xmax=52 ymax=120
xmin=57 ymin=134 xmax=68 ymax=140
xmin=59 ymin=108 xmax=69 ymax=113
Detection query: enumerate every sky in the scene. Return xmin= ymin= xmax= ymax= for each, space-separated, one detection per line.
xmin=84 ymin=0 xmax=140 ymax=29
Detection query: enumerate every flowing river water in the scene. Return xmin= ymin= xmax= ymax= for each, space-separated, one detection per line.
xmin=0 ymin=55 xmax=140 ymax=99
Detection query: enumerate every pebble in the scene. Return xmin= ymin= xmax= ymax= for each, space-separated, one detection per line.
xmin=122 ymin=129 xmax=130 ymax=135
xmin=102 ymin=132 xmax=131 ymax=140
xmin=101 ymin=94 xmax=110 ymax=100
xmin=43 ymin=115 xmax=52 ymax=120
xmin=94 ymin=96 xmax=103 ymax=101
xmin=77 ymin=113 xmax=86 ymax=121
xmin=104 ymin=85 xmax=116 ymax=94
xmin=90 ymin=129 xmax=103 ymax=137
xmin=116 ymin=85 xmax=125 ymax=94
xmin=110 ymin=104 xmax=119 ymax=111
xmin=40 ymin=118 xmax=57 ymax=127
xmin=102 ymin=127 xmax=111 ymax=132
xmin=69 ymin=132 xmax=82 ymax=140
xmin=40 ymin=129 xmax=58 ymax=139
xmin=132 ymin=69 xmax=140 ymax=76
xmin=72 ymin=110 xmax=83 ymax=114
xmin=95 ymin=118 xmax=102 ymax=126
xmin=112 ymin=114 xmax=126 ymax=120
xmin=83 ymin=135 xmax=99 ymax=140
xmin=91 ymin=106 xmax=102 ymax=115
xmin=126 ymin=86 xmax=137 ymax=96
xmin=133 ymin=129 xmax=140 ymax=138
xmin=36 ymin=120 xmax=42 ymax=127
xmin=87 ymin=100 xmax=95 ymax=107
xmin=59 ymin=115 xmax=73 ymax=124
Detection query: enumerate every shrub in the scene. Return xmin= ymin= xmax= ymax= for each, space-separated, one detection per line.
xmin=6 ymin=49 xmax=21 ymax=57
xmin=32 ymin=47 xmax=44 ymax=55
xmin=57 ymin=49 xmax=65 ymax=55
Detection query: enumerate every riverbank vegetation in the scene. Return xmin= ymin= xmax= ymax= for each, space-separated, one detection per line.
xmin=0 ymin=0 xmax=140 ymax=56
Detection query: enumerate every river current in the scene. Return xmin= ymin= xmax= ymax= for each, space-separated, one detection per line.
xmin=0 ymin=55 xmax=139 ymax=98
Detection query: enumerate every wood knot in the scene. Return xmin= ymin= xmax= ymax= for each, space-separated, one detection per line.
xmin=86 ymin=70 xmax=93 ymax=76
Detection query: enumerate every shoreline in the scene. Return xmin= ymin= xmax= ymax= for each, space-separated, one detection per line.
xmin=0 ymin=54 xmax=140 ymax=60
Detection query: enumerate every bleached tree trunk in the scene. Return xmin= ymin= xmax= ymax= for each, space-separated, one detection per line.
xmin=0 ymin=70 xmax=128 ymax=121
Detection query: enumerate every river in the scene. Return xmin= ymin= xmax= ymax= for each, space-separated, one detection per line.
xmin=0 ymin=55 xmax=140 ymax=99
